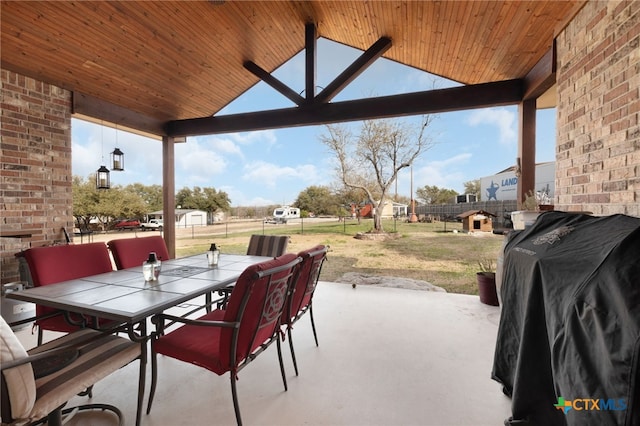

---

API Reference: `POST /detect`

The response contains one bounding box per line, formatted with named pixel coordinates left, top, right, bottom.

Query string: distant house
left=149, top=209, right=208, bottom=227
left=355, top=201, right=406, bottom=219
left=457, top=210, right=496, bottom=233
left=392, top=202, right=408, bottom=217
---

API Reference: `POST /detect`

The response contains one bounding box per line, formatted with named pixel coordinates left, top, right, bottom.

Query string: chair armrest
left=0, top=330, right=118, bottom=373
left=1, top=346, right=78, bottom=372
left=151, top=312, right=239, bottom=333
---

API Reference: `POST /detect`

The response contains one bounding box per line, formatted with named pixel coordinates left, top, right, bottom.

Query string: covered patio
left=13, top=282, right=509, bottom=426
left=2, top=2, right=638, bottom=425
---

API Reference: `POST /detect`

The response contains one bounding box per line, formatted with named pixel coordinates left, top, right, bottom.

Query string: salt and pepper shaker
left=207, top=243, right=220, bottom=267
left=143, top=251, right=161, bottom=281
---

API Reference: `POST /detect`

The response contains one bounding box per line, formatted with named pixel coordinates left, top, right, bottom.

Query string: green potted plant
left=477, top=257, right=499, bottom=306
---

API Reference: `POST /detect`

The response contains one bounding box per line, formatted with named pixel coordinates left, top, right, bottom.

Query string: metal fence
left=415, top=200, right=518, bottom=227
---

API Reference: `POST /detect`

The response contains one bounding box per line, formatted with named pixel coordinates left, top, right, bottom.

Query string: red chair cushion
left=153, top=310, right=228, bottom=375
left=107, top=236, right=170, bottom=270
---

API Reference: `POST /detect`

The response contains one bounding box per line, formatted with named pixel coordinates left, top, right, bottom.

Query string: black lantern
left=96, top=165, right=111, bottom=189
left=111, top=147, right=124, bottom=171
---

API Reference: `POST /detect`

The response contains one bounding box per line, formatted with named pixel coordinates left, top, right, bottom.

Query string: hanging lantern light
left=111, top=125, right=124, bottom=171
left=96, top=165, right=110, bottom=189
left=111, top=147, right=124, bottom=171
left=95, top=123, right=111, bottom=189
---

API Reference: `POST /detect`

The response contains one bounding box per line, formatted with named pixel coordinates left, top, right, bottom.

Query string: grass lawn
left=174, top=218, right=507, bottom=295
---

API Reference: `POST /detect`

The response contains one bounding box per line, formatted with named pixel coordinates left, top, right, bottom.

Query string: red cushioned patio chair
left=107, top=235, right=170, bottom=270
left=21, top=243, right=116, bottom=345
left=282, top=245, right=327, bottom=375
left=146, top=253, right=302, bottom=426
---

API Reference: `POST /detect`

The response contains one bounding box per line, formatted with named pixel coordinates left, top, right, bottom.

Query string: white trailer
left=270, top=206, right=300, bottom=224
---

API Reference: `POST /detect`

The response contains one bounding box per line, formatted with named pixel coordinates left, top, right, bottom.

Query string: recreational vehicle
left=270, top=206, right=300, bottom=223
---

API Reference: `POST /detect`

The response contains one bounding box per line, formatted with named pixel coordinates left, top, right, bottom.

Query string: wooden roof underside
left=1, top=1, right=585, bottom=137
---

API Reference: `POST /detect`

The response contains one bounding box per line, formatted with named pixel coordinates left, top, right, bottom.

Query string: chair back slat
left=246, top=234, right=289, bottom=258
left=107, top=236, right=170, bottom=270
left=221, top=253, right=300, bottom=369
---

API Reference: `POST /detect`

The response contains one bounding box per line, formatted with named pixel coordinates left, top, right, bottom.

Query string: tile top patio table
left=6, top=253, right=270, bottom=325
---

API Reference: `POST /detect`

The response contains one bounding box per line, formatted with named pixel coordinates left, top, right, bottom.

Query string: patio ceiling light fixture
left=111, top=125, right=124, bottom=171
left=96, top=165, right=110, bottom=189
left=111, top=148, right=124, bottom=171
left=96, top=123, right=111, bottom=189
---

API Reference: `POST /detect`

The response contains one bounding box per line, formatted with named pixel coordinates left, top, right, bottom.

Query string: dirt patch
left=354, top=232, right=402, bottom=241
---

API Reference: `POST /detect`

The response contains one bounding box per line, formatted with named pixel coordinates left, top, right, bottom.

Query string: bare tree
left=321, top=116, right=436, bottom=232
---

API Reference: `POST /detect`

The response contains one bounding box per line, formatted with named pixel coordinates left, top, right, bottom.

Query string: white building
left=149, top=209, right=208, bottom=227
left=480, top=162, right=555, bottom=202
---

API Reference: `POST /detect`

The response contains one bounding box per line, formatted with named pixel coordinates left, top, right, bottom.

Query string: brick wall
left=1, top=69, right=73, bottom=284
left=556, top=0, right=640, bottom=216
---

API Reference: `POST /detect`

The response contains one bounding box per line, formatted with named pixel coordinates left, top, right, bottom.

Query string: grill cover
left=492, top=211, right=640, bottom=426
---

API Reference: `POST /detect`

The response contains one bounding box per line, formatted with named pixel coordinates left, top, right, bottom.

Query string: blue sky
left=72, top=38, right=556, bottom=207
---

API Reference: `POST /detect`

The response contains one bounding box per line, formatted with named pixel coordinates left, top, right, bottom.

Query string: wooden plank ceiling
left=1, top=1, right=584, bottom=136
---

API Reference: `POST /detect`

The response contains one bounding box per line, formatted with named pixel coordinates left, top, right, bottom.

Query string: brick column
left=555, top=1, right=639, bottom=216
left=1, top=69, right=73, bottom=284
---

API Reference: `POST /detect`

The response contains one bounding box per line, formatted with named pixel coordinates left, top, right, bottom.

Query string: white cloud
left=393, top=153, right=473, bottom=195
left=467, top=107, right=516, bottom=145
left=230, top=130, right=277, bottom=146
left=416, top=153, right=472, bottom=188
left=242, top=161, right=318, bottom=188
left=222, top=185, right=275, bottom=207
left=72, top=136, right=100, bottom=178
left=175, top=140, right=228, bottom=187
left=192, top=135, right=243, bottom=157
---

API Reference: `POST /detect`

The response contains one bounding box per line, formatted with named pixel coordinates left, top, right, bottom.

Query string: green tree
left=97, top=186, right=147, bottom=228
left=72, top=175, right=101, bottom=229
left=294, top=185, right=337, bottom=216
left=72, top=175, right=147, bottom=230
left=126, top=183, right=163, bottom=212
left=321, top=116, right=436, bottom=232
left=176, top=186, right=231, bottom=219
left=463, top=179, right=481, bottom=201
left=416, top=185, right=458, bottom=204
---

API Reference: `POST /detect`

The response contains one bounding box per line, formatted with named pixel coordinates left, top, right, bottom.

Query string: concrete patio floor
left=13, top=281, right=512, bottom=426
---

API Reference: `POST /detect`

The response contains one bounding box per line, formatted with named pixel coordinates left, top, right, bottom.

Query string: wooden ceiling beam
left=523, top=42, right=556, bottom=100
left=72, top=92, right=166, bottom=138
left=243, top=61, right=306, bottom=106
left=315, top=36, right=393, bottom=104
left=305, top=23, right=317, bottom=102
left=167, top=79, right=523, bottom=137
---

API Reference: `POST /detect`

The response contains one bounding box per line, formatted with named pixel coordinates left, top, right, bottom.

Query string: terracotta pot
left=477, top=272, right=499, bottom=306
